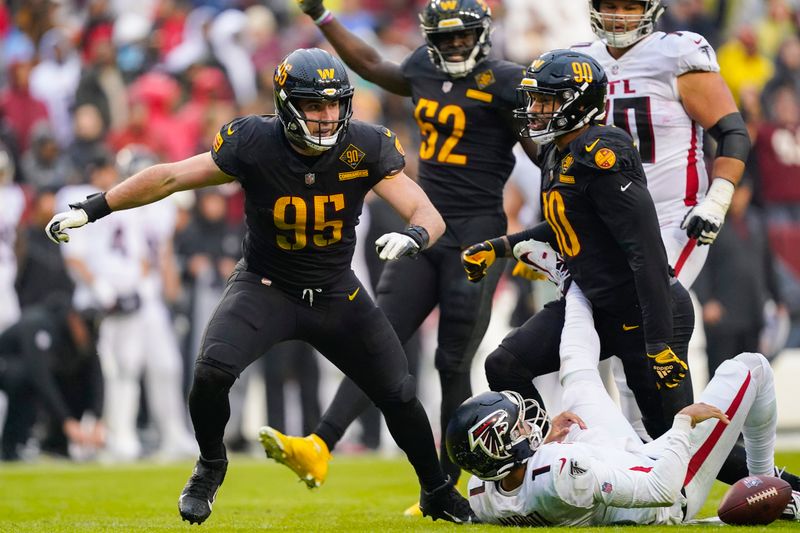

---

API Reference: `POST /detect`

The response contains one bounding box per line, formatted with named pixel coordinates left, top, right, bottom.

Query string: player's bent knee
left=435, top=350, right=473, bottom=375
left=192, top=361, right=236, bottom=393
left=733, top=352, right=774, bottom=385
left=485, top=347, right=519, bottom=391
left=732, top=352, right=769, bottom=370
left=372, top=374, right=417, bottom=408
left=398, top=374, right=417, bottom=403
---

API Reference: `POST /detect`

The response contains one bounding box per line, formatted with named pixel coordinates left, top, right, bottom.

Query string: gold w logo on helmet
left=317, top=68, right=335, bottom=80
left=439, top=0, right=458, bottom=10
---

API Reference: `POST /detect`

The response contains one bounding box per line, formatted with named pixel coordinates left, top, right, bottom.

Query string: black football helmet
left=588, top=0, right=665, bottom=48
left=513, top=49, right=607, bottom=145
left=419, top=0, right=492, bottom=78
left=273, top=48, right=354, bottom=152
left=445, top=390, right=549, bottom=481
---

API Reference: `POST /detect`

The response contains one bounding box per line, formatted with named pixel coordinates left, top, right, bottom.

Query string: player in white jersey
left=447, top=283, right=793, bottom=526
left=0, top=149, right=24, bottom=332
left=577, top=0, right=749, bottom=285
left=57, top=154, right=151, bottom=461
left=118, top=147, right=197, bottom=460
left=573, top=0, right=750, bottom=444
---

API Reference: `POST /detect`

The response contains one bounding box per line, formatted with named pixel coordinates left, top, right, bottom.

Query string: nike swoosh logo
left=622, top=324, right=640, bottom=331
left=620, top=181, right=632, bottom=192
left=348, top=287, right=360, bottom=301
left=227, top=125, right=235, bottom=135
left=693, top=38, right=702, bottom=44
left=585, top=138, right=600, bottom=152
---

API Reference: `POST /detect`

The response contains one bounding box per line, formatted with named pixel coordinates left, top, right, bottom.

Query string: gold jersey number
left=274, top=194, right=345, bottom=250
left=413, top=98, right=467, bottom=165
left=542, top=190, right=581, bottom=257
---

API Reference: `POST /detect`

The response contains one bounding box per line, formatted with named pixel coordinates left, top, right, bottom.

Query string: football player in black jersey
left=462, top=49, right=696, bottom=440
left=45, top=48, right=477, bottom=525
left=261, top=0, right=533, bottom=501
left=463, top=49, right=800, bottom=513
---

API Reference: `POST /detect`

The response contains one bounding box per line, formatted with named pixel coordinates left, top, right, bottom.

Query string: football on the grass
left=717, top=475, right=792, bottom=525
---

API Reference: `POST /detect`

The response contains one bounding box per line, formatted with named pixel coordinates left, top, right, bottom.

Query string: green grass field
left=1, top=451, right=800, bottom=532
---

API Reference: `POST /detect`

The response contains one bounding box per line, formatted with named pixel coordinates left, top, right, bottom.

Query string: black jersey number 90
left=413, top=98, right=467, bottom=165
left=274, top=194, right=345, bottom=250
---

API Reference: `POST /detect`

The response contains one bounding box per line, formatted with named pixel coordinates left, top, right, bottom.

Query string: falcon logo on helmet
left=446, top=390, right=549, bottom=481
left=469, top=410, right=512, bottom=461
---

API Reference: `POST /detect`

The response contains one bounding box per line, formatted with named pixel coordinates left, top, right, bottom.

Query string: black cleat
left=419, top=477, right=479, bottom=524
left=178, top=456, right=228, bottom=525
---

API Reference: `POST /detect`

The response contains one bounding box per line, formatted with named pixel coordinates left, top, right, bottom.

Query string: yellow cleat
left=403, top=501, right=423, bottom=517
left=258, top=426, right=331, bottom=489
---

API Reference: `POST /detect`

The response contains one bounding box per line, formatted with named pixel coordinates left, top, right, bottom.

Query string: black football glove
left=296, top=0, right=327, bottom=20
left=646, top=343, right=688, bottom=390
left=461, top=241, right=497, bottom=283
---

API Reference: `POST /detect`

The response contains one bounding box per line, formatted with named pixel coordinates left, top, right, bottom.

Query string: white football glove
left=46, top=208, right=89, bottom=244
left=512, top=239, right=570, bottom=292
left=375, top=232, right=419, bottom=261
left=681, top=179, right=735, bottom=245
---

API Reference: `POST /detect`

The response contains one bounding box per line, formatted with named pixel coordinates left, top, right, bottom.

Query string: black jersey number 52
left=413, top=98, right=467, bottom=166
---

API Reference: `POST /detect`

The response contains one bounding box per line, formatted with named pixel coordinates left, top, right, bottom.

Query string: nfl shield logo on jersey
left=305, top=173, right=315, bottom=186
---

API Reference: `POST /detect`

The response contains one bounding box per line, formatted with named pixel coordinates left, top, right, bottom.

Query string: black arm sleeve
left=18, top=322, right=71, bottom=423
left=507, top=221, right=558, bottom=252
left=586, top=171, right=673, bottom=345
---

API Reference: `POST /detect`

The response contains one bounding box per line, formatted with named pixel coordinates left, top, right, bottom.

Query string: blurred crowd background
left=2, top=0, right=800, bottom=463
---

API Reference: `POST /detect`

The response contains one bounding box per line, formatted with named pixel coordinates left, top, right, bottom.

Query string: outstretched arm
left=47, top=153, right=233, bottom=243
left=298, top=0, right=411, bottom=96
left=105, top=152, right=234, bottom=210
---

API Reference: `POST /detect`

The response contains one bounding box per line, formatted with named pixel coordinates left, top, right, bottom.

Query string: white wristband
left=314, top=9, right=333, bottom=25
left=706, top=178, right=735, bottom=212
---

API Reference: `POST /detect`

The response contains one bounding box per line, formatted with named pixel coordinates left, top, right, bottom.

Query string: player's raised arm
left=372, top=171, right=445, bottom=260
left=46, top=153, right=233, bottom=244
left=297, top=0, right=411, bottom=96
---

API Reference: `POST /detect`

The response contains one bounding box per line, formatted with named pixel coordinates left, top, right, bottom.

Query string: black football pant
left=485, top=281, right=695, bottom=440
left=188, top=267, right=447, bottom=491
left=315, top=215, right=506, bottom=482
